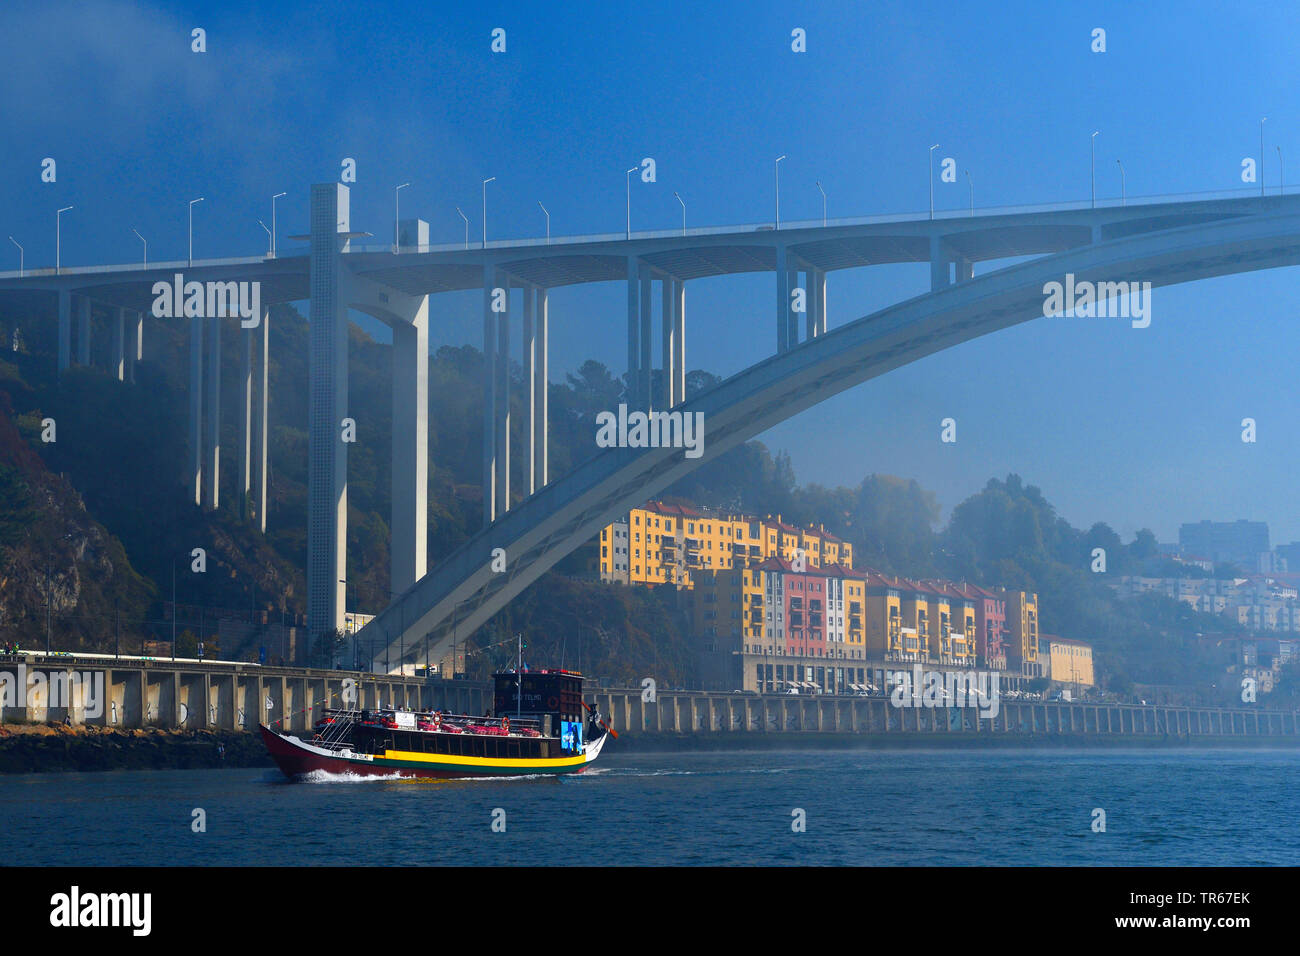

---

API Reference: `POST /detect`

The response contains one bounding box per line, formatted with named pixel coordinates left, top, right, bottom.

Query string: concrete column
left=673, top=279, right=685, bottom=402
left=955, top=258, right=973, bottom=282
left=786, top=269, right=799, bottom=347
left=534, top=288, right=548, bottom=487
left=203, top=312, right=222, bottom=511
left=189, top=312, right=203, bottom=506
left=626, top=257, right=640, bottom=405
left=391, top=296, right=429, bottom=594
left=113, top=307, right=126, bottom=380
left=639, top=271, right=652, bottom=410
left=775, top=245, right=790, bottom=352
left=239, top=324, right=253, bottom=521
left=495, top=280, right=510, bottom=514
left=76, top=296, right=90, bottom=366
left=307, top=182, right=350, bottom=641
left=523, top=286, right=536, bottom=495
left=929, top=235, right=949, bottom=292
left=661, top=277, right=675, bottom=406
left=816, top=270, right=827, bottom=335
left=57, top=289, right=71, bottom=374
left=255, top=307, right=269, bottom=532
left=130, top=310, right=143, bottom=383
left=482, top=264, right=498, bottom=525
left=805, top=269, right=818, bottom=340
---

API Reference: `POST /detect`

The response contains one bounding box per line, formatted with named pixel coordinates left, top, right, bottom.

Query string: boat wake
left=297, top=769, right=409, bottom=784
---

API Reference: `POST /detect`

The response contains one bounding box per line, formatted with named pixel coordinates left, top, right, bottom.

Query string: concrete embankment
left=0, top=723, right=272, bottom=773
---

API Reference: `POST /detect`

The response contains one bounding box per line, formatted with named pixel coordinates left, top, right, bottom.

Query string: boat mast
left=516, top=633, right=522, bottom=718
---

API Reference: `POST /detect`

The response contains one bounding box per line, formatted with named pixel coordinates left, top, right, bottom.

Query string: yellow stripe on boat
left=378, top=748, right=589, bottom=768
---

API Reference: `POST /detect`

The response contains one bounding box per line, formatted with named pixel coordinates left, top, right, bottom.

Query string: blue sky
left=3, top=0, right=1299, bottom=544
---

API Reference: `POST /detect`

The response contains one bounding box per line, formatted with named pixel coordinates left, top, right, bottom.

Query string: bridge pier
left=533, top=286, right=548, bottom=488
left=775, top=245, right=790, bottom=351
left=307, top=182, right=351, bottom=641
left=239, top=321, right=253, bottom=521
left=189, top=311, right=203, bottom=506
left=495, top=276, right=510, bottom=514
left=626, top=256, right=641, bottom=405
left=929, top=235, right=949, bottom=292
left=255, top=307, right=269, bottom=531
left=391, top=293, right=429, bottom=592
left=113, top=306, right=126, bottom=380
left=673, top=279, right=685, bottom=402
left=128, top=309, right=142, bottom=383
left=483, top=264, right=499, bottom=525
left=639, top=269, right=652, bottom=409
left=661, top=276, right=675, bottom=406
left=204, top=312, right=222, bottom=510
left=76, top=295, right=90, bottom=366
left=57, top=289, right=71, bottom=374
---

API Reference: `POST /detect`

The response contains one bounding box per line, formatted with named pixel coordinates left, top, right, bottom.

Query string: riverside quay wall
left=0, top=654, right=490, bottom=732
left=589, top=688, right=1300, bottom=742
left=3, top=656, right=1298, bottom=742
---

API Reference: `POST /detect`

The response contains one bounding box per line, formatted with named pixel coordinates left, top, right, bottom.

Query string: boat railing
left=320, top=707, right=547, bottom=736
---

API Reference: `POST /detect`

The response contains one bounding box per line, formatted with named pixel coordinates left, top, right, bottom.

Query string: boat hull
left=260, top=724, right=606, bottom=780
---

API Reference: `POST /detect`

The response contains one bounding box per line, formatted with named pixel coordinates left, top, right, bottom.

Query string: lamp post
left=8, top=236, right=22, bottom=276
left=1278, top=145, right=1284, bottom=195
left=271, top=191, right=285, bottom=257
left=625, top=167, right=637, bottom=239
left=1090, top=131, right=1099, bottom=208
left=538, top=200, right=549, bottom=243
left=673, top=191, right=685, bottom=235
left=774, top=155, right=786, bottom=229
left=815, top=180, right=826, bottom=226
left=56, top=206, right=73, bottom=274
left=188, top=197, right=204, bottom=266
left=258, top=220, right=272, bottom=257
left=481, top=177, right=495, bottom=249
left=394, top=182, right=410, bottom=252
left=928, top=145, right=939, bottom=219
left=964, top=170, right=973, bottom=214
left=1116, top=159, right=1126, bottom=206
left=131, top=227, right=146, bottom=266
left=455, top=207, right=469, bottom=250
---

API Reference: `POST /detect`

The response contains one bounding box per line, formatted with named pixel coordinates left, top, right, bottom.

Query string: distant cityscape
left=595, top=506, right=1300, bottom=701
left=599, top=501, right=1090, bottom=696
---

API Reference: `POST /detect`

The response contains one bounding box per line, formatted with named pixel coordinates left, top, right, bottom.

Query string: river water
left=2, top=747, right=1295, bottom=866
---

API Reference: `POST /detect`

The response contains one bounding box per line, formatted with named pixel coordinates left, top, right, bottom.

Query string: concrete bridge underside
left=359, top=207, right=1300, bottom=668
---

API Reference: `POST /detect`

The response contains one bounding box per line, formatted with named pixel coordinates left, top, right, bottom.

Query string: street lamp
left=774, top=155, right=786, bottom=229
left=964, top=170, right=973, bottom=214
left=815, top=180, right=826, bottom=226
left=673, top=191, right=685, bottom=235
left=538, top=200, right=550, bottom=243
left=1090, top=131, right=1099, bottom=208
left=188, top=197, right=204, bottom=266
left=56, top=206, right=73, bottom=274
left=928, top=145, right=939, bottom=219
left=8, top=236, right=22, bottom=276
left=481, top=177, right=496, bottom=249
left=131, top=227, right=146, bottom=266
left=394, top=182, right=410, bottom=252
left=625, top=167, right=637, bottom=239
left=271, top=191, right=286, bottom=258
left=1116, top=159, right=1126, bottom=206
left=258, top=219, right=272, bottom=257
left=455, top=207, right=469, bottom=250
left=1278, top=145, right=1284, bottom=195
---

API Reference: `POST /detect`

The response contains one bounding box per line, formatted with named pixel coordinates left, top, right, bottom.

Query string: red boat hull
left=260, top=724, right=601, bottom=779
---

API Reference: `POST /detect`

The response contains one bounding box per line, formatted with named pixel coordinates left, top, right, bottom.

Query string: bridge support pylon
left=307, top=182, right=351, bottom=641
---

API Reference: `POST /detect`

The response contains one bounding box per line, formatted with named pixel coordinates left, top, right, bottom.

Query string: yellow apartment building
left=999, top=589, right=1041, bottom=677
